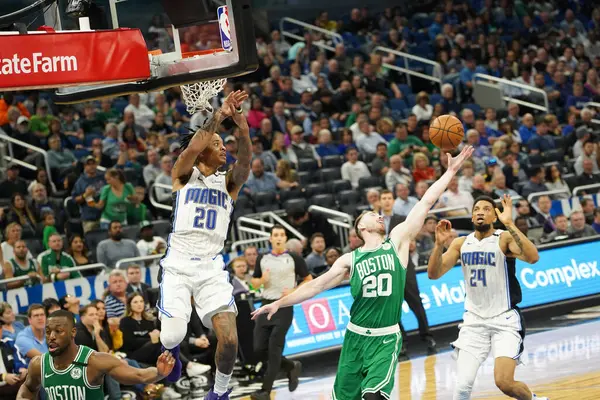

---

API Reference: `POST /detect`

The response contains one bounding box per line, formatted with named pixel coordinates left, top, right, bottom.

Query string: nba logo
left=217, top=5, right=233, bottom=52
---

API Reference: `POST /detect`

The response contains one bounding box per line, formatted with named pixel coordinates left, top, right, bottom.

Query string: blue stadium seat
left=462, top=103, right=482, bottom=114
left=406, top=94, right=417, bottom=107
left=84, top=133, right=103, bottom=147
left=73, top=149, right=91, bottom=160
left=389, top=98, right=407, bottom=111
left=398, top=84, right=412, bottom=97
left=430, top=93, right=443, bottom=105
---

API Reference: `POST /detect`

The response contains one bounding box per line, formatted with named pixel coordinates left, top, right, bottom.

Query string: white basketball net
left=181, top=78, right=227, bottom=115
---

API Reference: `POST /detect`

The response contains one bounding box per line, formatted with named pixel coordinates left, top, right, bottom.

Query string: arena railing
left=307, top=205, right=353, bottom=250
left=572, top=183, right=600, bottom=197
left=373, top=46, right=442, bottom=91
left=527, top=188, right=572, bottom=204
left=473, top=73, right=549, bottom=113
left=0, top=130, right=58, bottom=193
left=115, top=255, right=163, bottom=270
left=279, top=17, right=343, bottom=53
left=0, top=263, right=108, bottom=287
left=236, top=212, right=306, bottom=241
left=149, top=182, right=175, bottom=212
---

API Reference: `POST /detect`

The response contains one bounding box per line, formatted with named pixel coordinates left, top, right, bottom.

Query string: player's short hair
left=270, top=224, right=286, bottom=235
left=473, top=196, right=496, bottom=212
left=48, top=309, right=76, bottom=329
left=354, top=211, right=370, bottom=241
left=27, top=304, right=45, bottom=318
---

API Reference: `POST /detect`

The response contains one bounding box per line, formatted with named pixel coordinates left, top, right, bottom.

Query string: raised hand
left=435, top=219, right=453, bottom=245
left=251, top=302, right=280, bottom=321
left=447, top=145, right=474, bottom=173
left=156, top=351, right=175, bottom=377
left=222, top=90, right=248, bottom=117
left=495, top=194, right=514, bottom=226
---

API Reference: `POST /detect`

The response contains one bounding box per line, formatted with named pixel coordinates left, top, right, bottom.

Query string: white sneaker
left=161, top=387, right=182, bottom=399
left=186, top=361, right=211, bottom=377
left=533, top=395, right=549, bottom=400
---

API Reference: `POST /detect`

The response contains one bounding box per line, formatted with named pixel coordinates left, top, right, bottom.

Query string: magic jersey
left=348, top=239, right=407, bottom=328
left=459, top=229, right=522, bottom=318
left=166, top=167, right=233, bottom=259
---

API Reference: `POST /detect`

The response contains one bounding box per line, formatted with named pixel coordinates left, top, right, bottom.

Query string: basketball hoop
left=180, top=49, right=227, bottom=114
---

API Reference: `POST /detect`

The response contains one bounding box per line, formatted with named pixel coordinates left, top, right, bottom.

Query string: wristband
left=235, top=107, right=243, bottom=114
left=1, top=373, right=5, bottom=382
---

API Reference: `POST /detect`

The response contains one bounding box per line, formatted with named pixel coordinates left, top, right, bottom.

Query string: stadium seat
left=309, top=194, right=336, bottom=209
left=565, top=175, right=579, bottom=191
left=544, top=149, right=565, bottom=163
left=330, top=179, right=352, bottom=194
left=85, top=230, right=109, bottom=262
left=24, top=238, right=44, bottom=257
left=123, top=168, right=140, bottom=185
left=121, top=225, right=139, bottom=241
left=296, top=171, right=312, bottom=186
left=318, top=168, right=342, bottom=182
left=389, top=98, right=407, bottom=111
left=462, top=103, right=482, bottom=115
left=358, top=176, right=383, bottom=191
left=279, top=187, right=304, bottom=203
left=398, top=84, right=412, bottom=97
left=151, top=220, right=171, bottom=238
left=553, top=136, right=566, bottom=150
left=305, top=183, right=328, bottom=198
left=233, top=196, right=255, bottom=219
left=253, top=191, right=277, bottom=212
left=527, top=154, right=544, bottom=167
left=322, top=155, right=344, bottom=168
left=337, top=190, right=361, bottom=214
left=406, top=94, right=417, bottom=107
left=297, top=158, right=318, bottom=172
left=513, top=181, right=526, bottom=195
left=283, top=198, right=308, bottom=214
left=430, top=93, right=442, bottom=105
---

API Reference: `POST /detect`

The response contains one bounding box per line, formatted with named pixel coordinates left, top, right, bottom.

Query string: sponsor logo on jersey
left=217, top=6, right=233, bottom=52
left=382, top=243, right=391, bottom=250
left=70, top=367, right=82, bottom=379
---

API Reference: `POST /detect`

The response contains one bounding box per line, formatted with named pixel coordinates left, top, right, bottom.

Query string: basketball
left=429, top=114, right=464, bottom=150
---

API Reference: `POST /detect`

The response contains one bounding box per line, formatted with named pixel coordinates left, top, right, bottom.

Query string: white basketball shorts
left=451, top=308, right=525, bottom=364
left=157, top=253, right=237, bottom=329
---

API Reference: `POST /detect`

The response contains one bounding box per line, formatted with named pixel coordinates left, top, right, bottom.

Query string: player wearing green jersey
left=17, top=310, right=175, bottom=400
left=252, top=146, right=474, bottom=399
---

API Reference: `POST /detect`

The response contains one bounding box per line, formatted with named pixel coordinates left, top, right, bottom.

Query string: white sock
left=214, top=369, right=232, bottom=395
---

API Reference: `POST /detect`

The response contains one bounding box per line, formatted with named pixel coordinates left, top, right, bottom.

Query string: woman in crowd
left=122, top=126, right=147, bottom=153
left=94, top=169, right=135, bottom=229
left=27, top=169, right=54, bottom=197
left=270, top=132, right=292, bottom=162
left=545, top=164, right=570, bottom=199
left=0, top=302, right=25, bottom=340
left=67, top=234, right=95, bottom=275
left=458, top=160, right=475, bottom=192
left=412, top=152, right=436, bottom=183
left=119, top=294, right=162, bottom=365
left=4, top=193, right=37, bottom=238
left=275, top=160, right=297, bottom=186
left=1, top=223, right=33, bottom=263
left=90, top=299, right=113, bottom=350
left=412, top=91, right=434, bottom=122
left=247, top=97, right=268, bottom=130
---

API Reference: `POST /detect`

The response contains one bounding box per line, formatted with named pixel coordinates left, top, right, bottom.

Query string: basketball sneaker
left=532, top=396, right=549, bottom=400
left=203, top=387, right=232, bottom=400
left=162, top=345, right=182, bottom=383
left=288, top=360, right=302, bottom=392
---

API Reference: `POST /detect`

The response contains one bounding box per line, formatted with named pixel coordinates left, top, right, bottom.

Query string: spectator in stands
left=4, top=193, right=36, bottom=237
left=251, top=225, right=310, bottom=399
left=386, top=123, right=426, bottom=167
left=102, top=123, right=120, bottom=160
left=95, top=169, right=135, bottom=229
left=343, top=229, right=363, bottom=253
left=251, top=137, right=278, bottom=173
left=46, top=134, right=77, bottom=172
left=458, top=160, right=475, bottom=192
left=574, top=141, right=599, bottom=175
left=493, top=174, right=519, bottom=198
left=340, top=147, right=370, bottom=189
left=1, top=223, right=33, bottom=262
left=285, top=239, right=303, bottom=257
left=96, top=221, right=140, bottom=269
left=534, top=195, right=556, bottom=234
left=67, top=234, right=92, bottom=267
left=459, top=57, right=476, bottom=100
left=545, top=164, right=570, bottom=199
left=285, top=206, right=340, bottom=249
left=315, top=129, right=341, bottom=157
left=412, top=152, right=435, bottom=183
left=29, top=100, right=51, bottom=137
left=591, top=208, right=600, bottom=234
left=136, top=221, right=166, bottom=268
left=544, top=214, right=570, bottom=243
left=29, top=183, right=57, bottom=223
left=123, top=94, right=155, bottom=130
left=568, top=210, right=597, bottom=239
left=439, top=176, right=474, bottom=215
left=153, top=155, right=173, bottom=204
left=518, top=113, right=536, bottom=144
left=0, top=325, right=27, bottom=398
left=412, top=92, right=434, bottom=122
left=119, top=294, right=162, bottom=365
left=244, top=158, right=296, bottom=196
left=72, top=156, right=107, bottom=233
left=566, top=83, right=590, bottom=117
left=0, top=165, right=28, bottom=199
left=142, top=149, right=161, bottom=187
left=393, top=183, right=418, bottom=217
left=42, top=298, right=60, bottom=318
left=15, top=304, right=47, bottom=365
left=465, top=129, right=490, bottom=159
left=356, top=122, right=387, bottom=157
left=104, top=269, right=128, bottom=319
left=0, top=303, right=25, bottom=341
left=125, top=264, right=151, bottom=305
left=471, top=175, right=498, bottom=199
left=2, top=240, right=42, bottom=289
left=521, top=166, right=549, bottom=198
left=59, top=295, right=81, bottom=319
left=244, top=246, right=259, bottom=276
left=37, top=233, right=80, bottom=282
left=385, top=154, right=411, bottom=191
left=230, top=257, right=252, bottom=297
left=290, top=64, right=315, bottom=94
left=440, top=84, right=461, bottom=115
left=379, top=189, right=405, bottom=236
left=414, top=181, right=429, bottom=201
left=575, top=159, right=600, bottom=188
left=516, top=199, right=541, bottom=229
left=581, top=198, right=595, bottom=225
left=528, top=120, right=555, bottom=155
left=304, top=233, right=327, bottom=274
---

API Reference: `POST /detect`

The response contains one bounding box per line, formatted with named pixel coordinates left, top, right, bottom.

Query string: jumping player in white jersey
left=428, top=195, right=548, bottom=400
left=158, top=90, right=250, bottom=400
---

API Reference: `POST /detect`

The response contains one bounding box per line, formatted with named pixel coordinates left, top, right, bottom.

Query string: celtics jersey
left=348, top=238, right=407, bottom=328
left=41, top=345, right=104, bottom=400
left=10, top=258, right=41, bottom=287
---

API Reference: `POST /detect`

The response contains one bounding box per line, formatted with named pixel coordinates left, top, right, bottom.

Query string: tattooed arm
left=226, top=94, right=251, bottom=200
left=496, top=194, right=539, bottom=264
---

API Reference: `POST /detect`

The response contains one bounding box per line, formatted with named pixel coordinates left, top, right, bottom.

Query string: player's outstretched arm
left=251, top=253, right=351, bottom=320
left=428, top=220, right=464, bottom=279
left=390, top=146, right=474, bottom=245
left=496, top=194, right=539, bottom=264
left=226, top=92, right=251, bottom=200
left=93, top=351, right=174, bottom=385
left=16, top=356, right=41, bottom=400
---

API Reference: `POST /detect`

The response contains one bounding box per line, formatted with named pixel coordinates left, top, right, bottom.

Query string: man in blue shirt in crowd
left=71, top=156, right=107, bottom=233
left=527, top=121, right=555, bottom=154
left=243, top=158, right=297, bottom=196
left=15, top=304, right=47, bottom=366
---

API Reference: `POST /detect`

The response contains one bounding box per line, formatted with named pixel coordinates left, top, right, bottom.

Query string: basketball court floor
left=229, top=309, right=600, bottom=399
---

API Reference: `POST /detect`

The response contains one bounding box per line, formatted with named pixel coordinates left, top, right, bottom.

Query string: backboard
left=36, top=0, right=258, bottom=103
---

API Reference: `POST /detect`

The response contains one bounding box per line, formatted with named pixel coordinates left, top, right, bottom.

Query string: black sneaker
left=424, top=335, right=437, bottom=353
left=250, top=390, right=270, bottom=400
left=288, top=361, right=302, bottom=392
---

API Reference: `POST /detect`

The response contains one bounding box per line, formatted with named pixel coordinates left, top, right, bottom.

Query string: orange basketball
left=429, top=114, right=464, bottom=150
